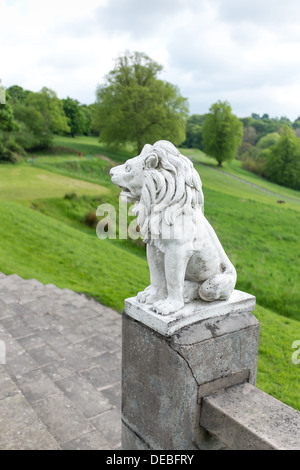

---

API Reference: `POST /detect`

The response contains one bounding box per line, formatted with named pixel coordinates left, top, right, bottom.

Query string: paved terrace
left=0, top=272, right=122, bottom=450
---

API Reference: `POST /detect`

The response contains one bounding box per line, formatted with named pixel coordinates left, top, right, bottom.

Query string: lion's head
left=110, top=140, right=204, bottom=240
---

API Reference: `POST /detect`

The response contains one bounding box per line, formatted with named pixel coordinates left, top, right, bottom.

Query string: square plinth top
left=124, top=290, right=256, bottom=337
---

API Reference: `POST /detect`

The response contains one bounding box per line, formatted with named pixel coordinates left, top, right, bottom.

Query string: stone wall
left=121, top=290, right=300, bottom=450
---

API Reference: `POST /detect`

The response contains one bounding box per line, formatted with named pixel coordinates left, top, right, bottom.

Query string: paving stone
left=50, top=340, right=100, bottom=372
left=5, top=303, right=35, bottom=319
left=1, top=317, right=34, bottom=338
left=73, top=321, right=104, bottom=339
left=61, top=430, right=111, bottom=450
left=101, top=383, right=121, bottom=410
left=80, top=366, right=120, bottom=390
left=32, top=394, right=93, bottom=444
left=22, top=312, right=54, bottom=330
left=14, top=368, right=62, bottom=403
left=55, top=374, right=113, bottom=418
left=0, top=273, right=122, bottom=450
left=26, top=344, right=63, bottom=366
left=0, top=393, right=60, bottom=450
left=74, top=305, right=104, bottom=320
left=18, top=334, right=45, bottom=350
left=90, top=408, right=122, bottom=448
left=79, top=315, right=105, bottom=332
left=0, top=292, right=19, bottom=305
left=95, top=351, right=121, bottom=372
left=0, top=366, right=19, bottom=400
left=74, top=336, right=111, bottom=358
left=4, top=339, right=39, bottom=377
left=56, top=327, right=89, bottom=345
left=41, top=360, right=75, bottom=382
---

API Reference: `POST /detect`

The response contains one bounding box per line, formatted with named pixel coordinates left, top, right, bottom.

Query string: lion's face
left=109, top=144, right=152, bottom=202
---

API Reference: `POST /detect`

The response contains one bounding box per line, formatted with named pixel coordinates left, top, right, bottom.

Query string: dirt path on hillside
left=193, top=161, right=300, bottom=203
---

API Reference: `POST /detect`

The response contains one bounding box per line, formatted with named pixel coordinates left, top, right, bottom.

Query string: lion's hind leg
left=198, top=273, right=236, bottom=302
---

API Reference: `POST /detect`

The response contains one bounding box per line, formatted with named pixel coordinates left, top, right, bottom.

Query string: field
left=0, top=135, right=299, bottom=411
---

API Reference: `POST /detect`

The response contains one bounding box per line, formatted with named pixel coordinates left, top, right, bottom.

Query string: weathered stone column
left=122, top=290, right=259, bottom=450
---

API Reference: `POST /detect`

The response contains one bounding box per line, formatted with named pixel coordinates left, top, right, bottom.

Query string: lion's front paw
left=137, top=286, right=161, bottom=304
left=137, top=285, right=151, bottom=303
left=137, top=284, right=167, bottom=305
left=152, top=298, right=184, bottom=316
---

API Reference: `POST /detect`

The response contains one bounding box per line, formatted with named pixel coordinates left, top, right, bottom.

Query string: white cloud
left=1, top=0, right=300, bottom=120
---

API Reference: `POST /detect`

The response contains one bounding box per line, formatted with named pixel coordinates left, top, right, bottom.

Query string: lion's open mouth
left=120, top=187, right=136, bottom=202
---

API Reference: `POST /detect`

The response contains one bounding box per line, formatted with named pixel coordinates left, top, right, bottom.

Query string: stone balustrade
left=122, top=290, right=300, bottom=450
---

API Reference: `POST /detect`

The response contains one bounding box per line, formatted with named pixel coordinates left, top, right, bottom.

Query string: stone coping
left=200, top=383, right=300, bottom=450
left=124, top=289, right=256, bottom=337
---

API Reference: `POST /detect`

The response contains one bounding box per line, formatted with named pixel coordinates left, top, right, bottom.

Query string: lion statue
left=110, top=140, right=237, bottom=315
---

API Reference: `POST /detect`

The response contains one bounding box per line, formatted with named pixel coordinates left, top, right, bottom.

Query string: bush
left=64, top=192, right=78, bottom=200
left=0, top=147, right=20, bottom=163
left=83, top=211, right=98, bottom=228
left=263, top=127, right=300, bottom=190
left=256, top=132, right=280, bottom=150
left=242, top=156, right=267, bottom=176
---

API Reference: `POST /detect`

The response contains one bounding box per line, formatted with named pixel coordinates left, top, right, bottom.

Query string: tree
left=202, top=101, right=243, bottom=167
left=0, top=82, right=20, bottom=162
left=6, top=85, right=29, bottom=104
left=184, top=114, right=206, bottom=149
left=0, top=101, right=17, bottom=133
left=264, top=126, right=300, bottom=190
left=13, top=102, right=52, bottom=149
left=62, top=97, right=87, bottom=137
left=26, top=87, right=70, bottom=135
left=9, top=87, right=70, bottom=151
left=79, top=104, right=93, bottom=135
left=93, top=51, right=189, bottom=153
left=256, top=132, right=280, bottom=150
left=292, top=116, right=300, bottom=130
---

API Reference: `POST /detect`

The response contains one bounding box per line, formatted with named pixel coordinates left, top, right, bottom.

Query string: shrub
left=264, top=127, right=300, bottom=190
left=64, top=192, right=78, bottom=200
left=83, top=211, right=98, bottom=228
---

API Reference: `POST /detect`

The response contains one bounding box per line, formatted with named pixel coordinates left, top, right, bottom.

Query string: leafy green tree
left=62, top=97, right=87, bottom=137
left=202, top=101, right=243, bottom=166
left=6, top=85, right=29, bottom=104
left=0, top=101, right=17, bottom=133
left=93, top=51, right=189, bottom=153
left=8, top=87, right=70, bottom=151
left=256, top=132, right=280, bottom=150
left=264, top=126, right=300, bottom=190
left=292, top=116, right=300, bottom=130
left=184, top=114, right=206, bottom=149
left=13, top=102, right=52, bottom=149
left=0, top=81, right=17, bottom=132
left=79, top=104, right=93, bottom=135
left=26, top=87, right=70, bottom=135
left=0, top=83, right=20, bottom=162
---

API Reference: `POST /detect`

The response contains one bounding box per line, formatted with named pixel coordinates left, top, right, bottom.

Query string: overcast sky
left=1, top=0, right=300, bottom=120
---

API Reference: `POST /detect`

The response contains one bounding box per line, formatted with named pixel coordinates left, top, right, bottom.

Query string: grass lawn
left=0, top=201, right=149, bottom=312
left=0, top=135, right=299, bottom=411
left=0, top=164, right=109, bottom=201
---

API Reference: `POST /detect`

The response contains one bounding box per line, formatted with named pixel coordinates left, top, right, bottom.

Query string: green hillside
left=0, top=135, right=299, bottom=411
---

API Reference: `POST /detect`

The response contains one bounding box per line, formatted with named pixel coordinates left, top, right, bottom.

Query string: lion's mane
left=133, top=140, right=204, bottom=241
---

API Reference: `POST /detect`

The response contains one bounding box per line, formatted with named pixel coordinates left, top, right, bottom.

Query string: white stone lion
left=110, top=140, right=237, bottom=315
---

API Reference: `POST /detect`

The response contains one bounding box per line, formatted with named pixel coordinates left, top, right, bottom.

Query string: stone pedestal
left=122, top=290, right=259, bottom=450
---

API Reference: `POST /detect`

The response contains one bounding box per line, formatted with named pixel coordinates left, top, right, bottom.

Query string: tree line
left=0, top=82, right=97, bottom=162
left=1, top=51, right=299, bottom=190
left=181, top=107, right=300, bottom=190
